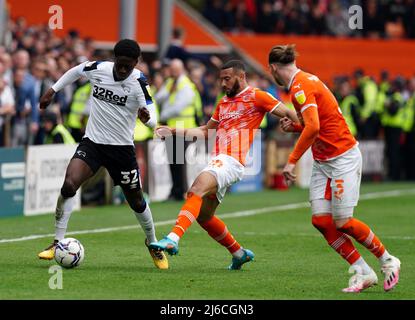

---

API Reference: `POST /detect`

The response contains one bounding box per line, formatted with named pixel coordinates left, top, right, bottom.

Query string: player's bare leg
left=38, top=158, right=94, bottom=260
left=149, top=172, right=217, bottom=255
left=123, top=187, right=168, bottom=270
left=335, top=217, right=401, bottom=292
left=197, top=195, right=254, bottom=270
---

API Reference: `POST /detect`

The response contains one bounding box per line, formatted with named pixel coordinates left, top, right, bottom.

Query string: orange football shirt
left=211, top=86, right=280, bottom=165
left=289, top=70, right=356, bottom=161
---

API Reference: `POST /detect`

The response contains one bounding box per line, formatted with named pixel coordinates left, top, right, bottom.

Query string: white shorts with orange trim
left=309, top=145, right=362, bottom=219
left=201, top=154, right=245, bottom=202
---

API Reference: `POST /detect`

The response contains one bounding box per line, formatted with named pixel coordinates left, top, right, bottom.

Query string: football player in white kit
left=37, top=39, right=168, bottom=269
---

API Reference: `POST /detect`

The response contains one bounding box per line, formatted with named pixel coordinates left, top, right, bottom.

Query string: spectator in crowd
left=42, top=109, right=75, bottom=145
left=31, top=57, right=54, bottom=144
left=338, top=78, right=359, bottom=137
left=380, top=77, right=406, bottom=180
left=154, top=59, right=202, bottom=201
left=325, top=1, right=352, bottom=37
left=66, top=76, right=91, bottom=142
left=197, top=0, right=414, bottom=39
left=1, top=52, right=13, bottom=85
left=353, top=68, right=380, bottom=139
left=363, top=0, right=385, bottom=38
left=0, top=77, right=15, bottom=146
left=403, top=76, right=415, bottom=180
left=256, top=1, right=278, bottom=33
left=164, top=26, right=222, bottom=69
left=12, top=65, right=38, bottom=146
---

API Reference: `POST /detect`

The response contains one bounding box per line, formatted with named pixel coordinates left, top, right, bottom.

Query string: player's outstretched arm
left=156, top=119, right=218, bottom=139
left=183, top=118, right=218, bottom=139
left=41, top=62, right=87, bottom=110
left=271, top=103, right=298, bottom=123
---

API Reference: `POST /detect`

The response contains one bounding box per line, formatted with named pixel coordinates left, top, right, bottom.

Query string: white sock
left=352, top=257, right=372, bottom=275
left=232, top=248, right=245, bottom=259
left=379, top=250, right=392, bottom=265
left=55, top=194, right=75, bottom=241
left=167, top=232, right=180, bottom=243
left=134, top=203, right=157, bottom=243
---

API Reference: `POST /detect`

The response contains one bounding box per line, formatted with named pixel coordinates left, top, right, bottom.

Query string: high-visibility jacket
left=45, top=124, right=76, bottom=144
left=376, top=81, right=390, bottom=114
left=381, top=92, right=405, bottom=129
left=67, top=83, right=91, bottom=129
left=164, top=76, right=202, bottom=129
left=340, top=94, right=359, bottom=137
left=403, top=94, right=415, bottom=133
left=359, top=77, right=378, bottom=120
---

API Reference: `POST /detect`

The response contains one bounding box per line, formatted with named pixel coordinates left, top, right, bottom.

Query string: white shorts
left=309, top=145, right=362, bottom=219
left=201, top=154, right=245, bottom=202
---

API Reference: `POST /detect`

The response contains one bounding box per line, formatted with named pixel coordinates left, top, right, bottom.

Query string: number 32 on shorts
left=120, top=169, right=140, bottom=189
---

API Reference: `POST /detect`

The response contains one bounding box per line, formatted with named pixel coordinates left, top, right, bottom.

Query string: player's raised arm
left=40, top=61, right=88, bottom=109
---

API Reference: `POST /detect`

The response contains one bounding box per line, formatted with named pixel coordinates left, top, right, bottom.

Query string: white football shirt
left=52, top=61, right=156, bottom=145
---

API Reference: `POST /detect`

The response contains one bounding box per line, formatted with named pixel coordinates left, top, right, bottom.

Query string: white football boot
left=342, top=265, right=378, bottom=293
left=381, top=256, right=401, bottom=292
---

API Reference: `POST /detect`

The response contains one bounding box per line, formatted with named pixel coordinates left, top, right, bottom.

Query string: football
left=54, top=238, right=85, bottom=269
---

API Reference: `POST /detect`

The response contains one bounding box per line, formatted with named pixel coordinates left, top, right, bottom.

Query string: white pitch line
left=1, top=188, right=415, bottom=244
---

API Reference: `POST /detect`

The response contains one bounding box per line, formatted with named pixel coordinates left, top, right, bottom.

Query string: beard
left=225, top=79, right=241, bottom=97
left=273, top=74, right=285, bottom=87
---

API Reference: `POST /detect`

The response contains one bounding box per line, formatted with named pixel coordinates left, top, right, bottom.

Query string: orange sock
left=199, top=216, right=241, bottom=254
left=171, top=193, right=203, bottom=238
left=338, top=218, right=385, bottom=258
left=312, top=215, right=361, bottom=264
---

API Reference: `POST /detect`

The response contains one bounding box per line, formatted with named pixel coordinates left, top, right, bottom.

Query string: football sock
left=352, top=257, right=373, bottom=275
left=55, top=194, right=75, bottom=241
left=170, top=193, right=203, bottom=241
left=312, top=215, right=361, bottom=264
left=198, top=216, right=243, bottom=257
left=133, top=201, right=157, bottom=244
left=379, top=250, right=393, bottom=265
left=338, top=218, right=386, bottom=258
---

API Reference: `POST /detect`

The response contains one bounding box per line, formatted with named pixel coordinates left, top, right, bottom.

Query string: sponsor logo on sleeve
left=294, top=90, right=306, bottom=105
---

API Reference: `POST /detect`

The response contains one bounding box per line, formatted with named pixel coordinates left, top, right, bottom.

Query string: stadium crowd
left=0, top=17, right=415, bottom=183
left=196, top=0, right=415, bottom=38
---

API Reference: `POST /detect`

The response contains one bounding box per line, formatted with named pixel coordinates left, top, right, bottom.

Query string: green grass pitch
left=0, top=182, right=414, bottom=300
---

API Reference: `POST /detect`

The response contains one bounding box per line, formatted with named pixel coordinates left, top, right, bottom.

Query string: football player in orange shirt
left=268, top=44, right=400, bottom=293
left=149, top=60, right=298, bottom=269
